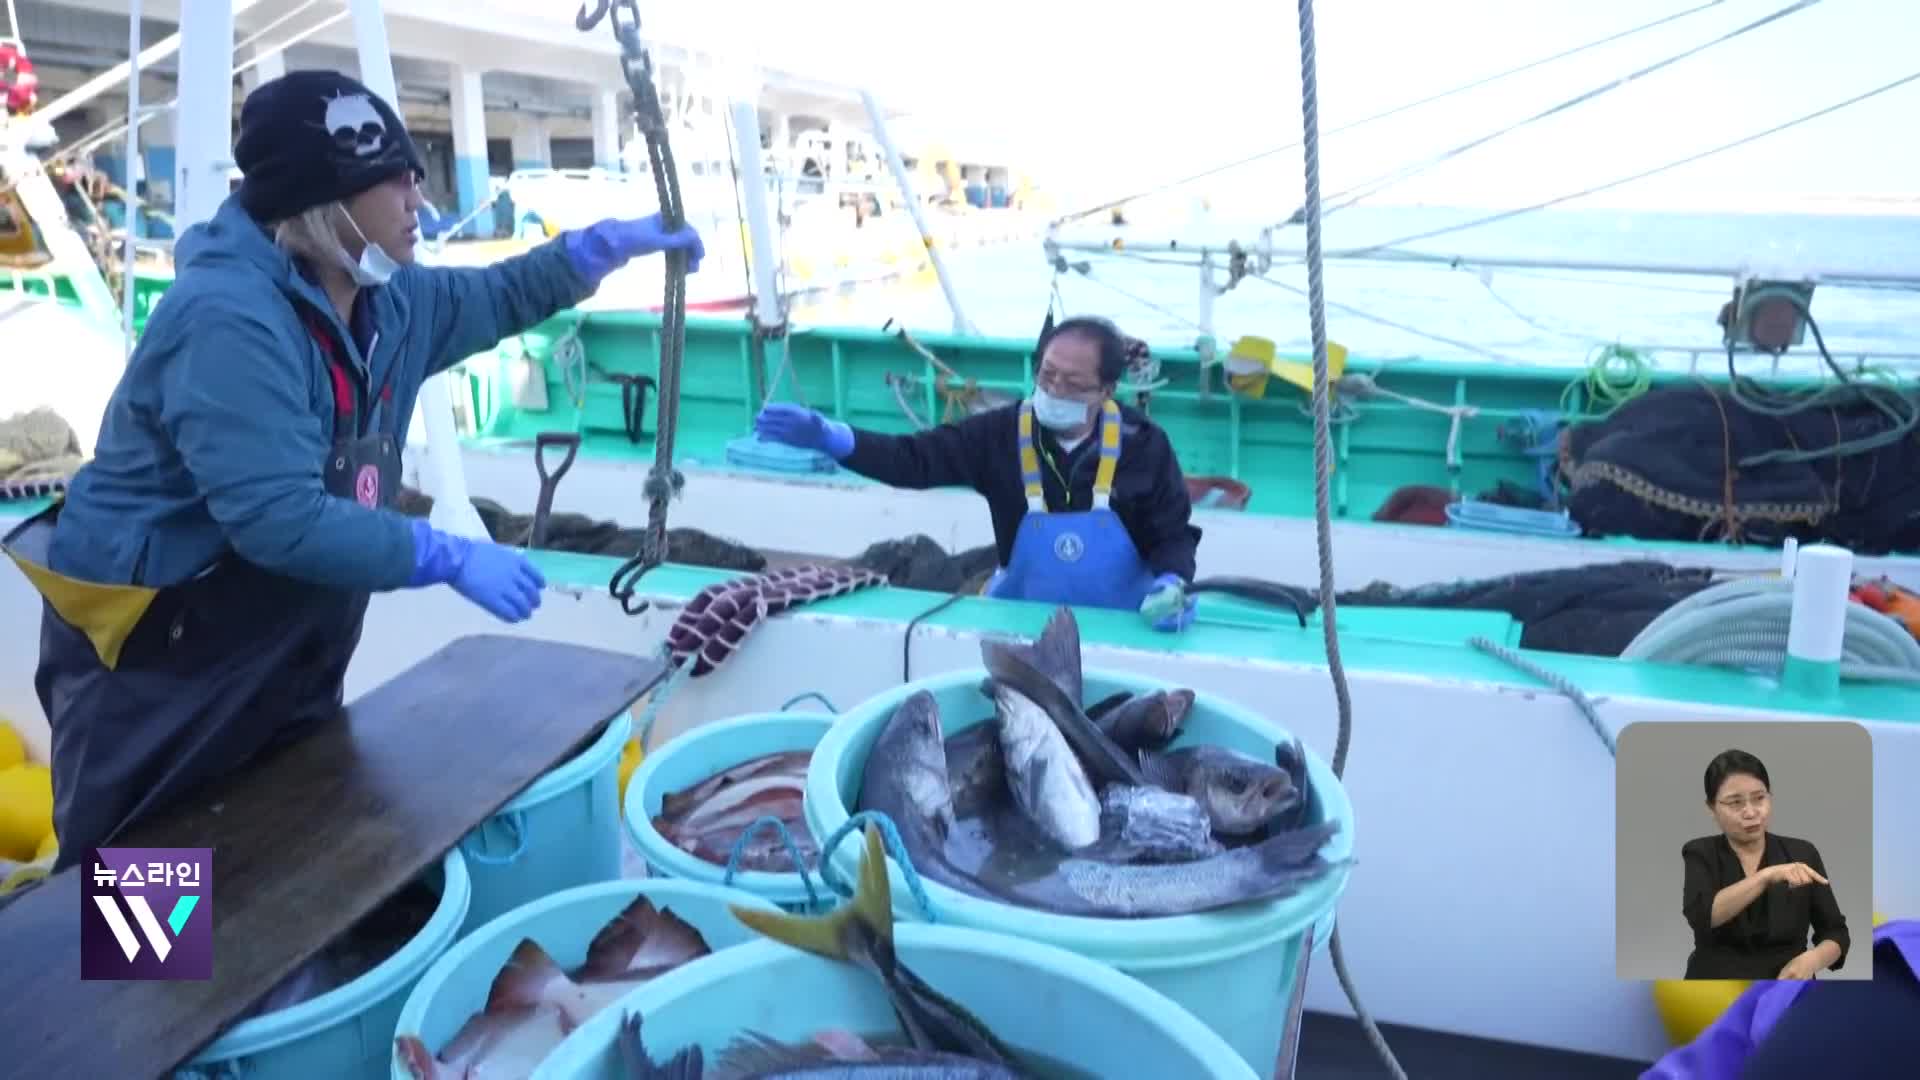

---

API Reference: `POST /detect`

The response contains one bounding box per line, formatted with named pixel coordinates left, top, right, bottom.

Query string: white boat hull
left=4, top=507, right=1912, bottom=1064
left=449, top=444, right=1920, bottom=592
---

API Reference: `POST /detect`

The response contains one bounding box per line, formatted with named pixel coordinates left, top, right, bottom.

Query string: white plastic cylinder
left=1781, top=536, right=1799, bottom=578
left=1785, top=543, right=1852, bottom=664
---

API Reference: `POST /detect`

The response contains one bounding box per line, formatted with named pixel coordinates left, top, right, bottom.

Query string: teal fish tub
left=624, top=711, right=836, bottom=914
left=536, top=921, right=1261, bottom=1079
left=457, top=710, right=631, bottom=935
left=392, top=877, right=779, bottom=1079
left=803, top=668, right=1356, bottom=1075
left=175, top=849, right=470, bottom=1080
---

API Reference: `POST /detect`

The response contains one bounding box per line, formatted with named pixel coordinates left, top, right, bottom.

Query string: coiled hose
left=1620, top=576, right=1920, bottom=683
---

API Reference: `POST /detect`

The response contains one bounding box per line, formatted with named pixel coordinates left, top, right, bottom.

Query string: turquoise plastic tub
left=803, top=668, right=1355, bottom=1075
left=392, top=878, right=778, bottom=1079
left=624, top=712, right=835, bottom=914
left=457, top=711, right=631, bottom=935
left=174, top=850, right=471, bottom=1080
left=537, top=922, right=1260, bottom=1079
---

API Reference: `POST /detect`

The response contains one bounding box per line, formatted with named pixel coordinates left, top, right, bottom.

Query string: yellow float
left=1654, top=909, right=1896, bottom=1046
left=0, top=720, right=24, bottom=771
left=0, top=762, right=53, bottom=863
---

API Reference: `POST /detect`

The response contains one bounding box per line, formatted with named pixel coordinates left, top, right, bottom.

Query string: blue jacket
left=47, top=193, right=591, bottom=591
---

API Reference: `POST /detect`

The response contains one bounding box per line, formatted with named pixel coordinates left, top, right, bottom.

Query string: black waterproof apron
left=2, top=310, right=400, bottom=872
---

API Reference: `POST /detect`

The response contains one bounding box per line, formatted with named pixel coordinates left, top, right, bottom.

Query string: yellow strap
left=1016, top=404, right=1044, bottom=508
left=1093, top=399, right=1121, bottom=502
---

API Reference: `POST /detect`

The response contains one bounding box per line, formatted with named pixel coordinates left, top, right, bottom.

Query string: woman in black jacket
left=1681, top=749, right=1850, bottom=980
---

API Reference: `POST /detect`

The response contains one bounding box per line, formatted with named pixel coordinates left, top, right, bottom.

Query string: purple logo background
left=80, top=846, right=213, bottom=981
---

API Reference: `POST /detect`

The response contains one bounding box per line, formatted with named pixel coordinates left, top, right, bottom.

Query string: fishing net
left=1559, top=383, right=1920, bottom=554
left=394, top=487, right=767, bottom=572
left=1340, top=560, right=1720, bottom=657
left=846, top=535, right=998, bottom=594
left=0, top=407, right=82, bottom=499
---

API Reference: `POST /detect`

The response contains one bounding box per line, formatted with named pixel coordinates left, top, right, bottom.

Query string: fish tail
left=729, top=822, right=893, bottom=963
left=486, top=938, right=568, bottom=1012
left=619, top=1011, right=703, bottom=1080
left=391, top=1034, right=440, bottom=1080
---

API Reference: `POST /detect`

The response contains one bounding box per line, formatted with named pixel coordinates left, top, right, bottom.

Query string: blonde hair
left=271, top=203, right=355, bottom=275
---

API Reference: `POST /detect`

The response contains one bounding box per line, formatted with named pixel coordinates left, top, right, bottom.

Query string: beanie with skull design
left=233, top=69, right=426, bottom=225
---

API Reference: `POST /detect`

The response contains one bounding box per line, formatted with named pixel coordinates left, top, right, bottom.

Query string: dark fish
left=942, top=724, right=1006, bottom=820
left=990, top=677, right=1102, bottom=852
left=728, top=824, right=1024, bottom=1069
left=1272, top=736, right=1315, bottom=832
left=856, top=691, right=1004, bottom=903
left=1084, top=692, right=1131, bottom=722
left=979, top=610, right=1142, bottom=789
left=1187, top=577, right=1319, bottom=627
left=1093, top=689, right=1192, bottom=753
left=973, top=607, right=1082, bottom=709
left=1138, top=745, right=1299, bottom=836
left=985, top=818, right=1346, bottom=919
left=1093, top=785, right=1222, bottom=863
left=394, top=896, right=712, bottom=1078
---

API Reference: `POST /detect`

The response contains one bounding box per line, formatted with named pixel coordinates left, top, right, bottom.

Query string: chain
left=580, top=0, right=690, bottom=615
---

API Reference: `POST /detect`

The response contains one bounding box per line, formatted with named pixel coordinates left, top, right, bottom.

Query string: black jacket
left=839, top=402, right=1202, bottom=581
left=1681, top=832, right=1851, bottom=980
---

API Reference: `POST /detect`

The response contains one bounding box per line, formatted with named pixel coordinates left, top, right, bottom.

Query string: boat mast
left=860, top=89, right=974, bottom=336
left=118, top=0, right=140, bottom=349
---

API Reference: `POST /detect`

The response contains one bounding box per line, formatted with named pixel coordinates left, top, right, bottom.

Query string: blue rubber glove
left=562, top=213, right=705, bottom=288
left=407, top=519, right=547, bottom=623
left=1140, top=572, right=1197, bottom=633
left=753, top=402, right=854, bottom=460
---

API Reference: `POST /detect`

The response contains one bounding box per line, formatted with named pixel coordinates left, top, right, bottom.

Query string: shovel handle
left=535, top=432, right=581, bottom=485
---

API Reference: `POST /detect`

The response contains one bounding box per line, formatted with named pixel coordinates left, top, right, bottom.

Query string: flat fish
left=652, top=750, right=815, bottom=872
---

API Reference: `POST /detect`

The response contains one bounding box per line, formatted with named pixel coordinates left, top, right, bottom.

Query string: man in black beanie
left=3, top=70, right=704, bottom=870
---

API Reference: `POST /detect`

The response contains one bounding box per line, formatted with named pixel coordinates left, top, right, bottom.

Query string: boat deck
left=1300, top=1011, right=1647, bottom=1078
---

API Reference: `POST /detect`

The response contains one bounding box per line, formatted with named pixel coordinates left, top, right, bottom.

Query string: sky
left=514, top=0, right=1920, bottom=214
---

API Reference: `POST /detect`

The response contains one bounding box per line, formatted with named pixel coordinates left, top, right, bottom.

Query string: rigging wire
left=1334, top=68, right=1920, bottom=258
left=1051, top=0, right=1734, bottom=226
left=1296, top=0, right=1827, bottom=222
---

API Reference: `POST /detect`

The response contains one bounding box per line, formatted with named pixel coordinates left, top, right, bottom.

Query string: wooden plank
left=0, top=634, right=665, bottom=1079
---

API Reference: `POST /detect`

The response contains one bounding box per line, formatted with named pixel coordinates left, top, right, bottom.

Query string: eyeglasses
left=1036, top=363, right=1103, bottom=398
left=1716, top=792, right=1769, bottom=812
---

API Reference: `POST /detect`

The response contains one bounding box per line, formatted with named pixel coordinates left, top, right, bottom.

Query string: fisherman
left=752, top=314, right=1202, bottom=629
left=0, top=70, right=704, bottom=872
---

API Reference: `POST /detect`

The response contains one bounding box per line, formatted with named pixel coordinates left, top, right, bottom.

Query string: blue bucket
left=804, top=668, right=1355, bottom=1075
left=457, top=711, right=632, bottom=936
left=392, top=878, right=778, bottom=1079
left=537, top=922, right=1260, bottom=1079
left=624, top=712, right=836, bottom=914
left=175, top=850, right=471, bottom=1080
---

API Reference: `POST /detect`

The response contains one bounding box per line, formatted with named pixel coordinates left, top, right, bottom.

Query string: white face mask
left=335, top=205, right=400, bottom=287
left=1031, top=387, right=1095, bottom=431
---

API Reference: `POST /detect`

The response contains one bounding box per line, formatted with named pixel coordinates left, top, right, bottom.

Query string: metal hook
left=575, top=0, right=611, bottom=31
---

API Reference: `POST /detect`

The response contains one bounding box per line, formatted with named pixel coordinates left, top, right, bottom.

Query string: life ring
left=1, top=41, right=40, bottom=118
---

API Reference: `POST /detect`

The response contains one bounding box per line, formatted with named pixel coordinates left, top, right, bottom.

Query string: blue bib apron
left=2, top=308, right=401, bottom=871
left=983, top=399, right=1159, bottom=612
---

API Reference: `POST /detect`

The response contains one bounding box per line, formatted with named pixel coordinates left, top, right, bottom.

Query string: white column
left=591, top=90, right=622, bottom=170
left=349, top=0, right=490, bottom=540
left=172, top=0, right=236, bottom=232
left=240, top=44, right=287, bottom=94
left=448, top=67, right=491, bottom=233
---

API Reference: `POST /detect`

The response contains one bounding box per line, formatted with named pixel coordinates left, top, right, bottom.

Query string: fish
left=990, top=677, right=1102, bottom=852
left=1137, top=745, right=1299, bottom=836
left=942, top=724, right=1006, bottom=820
left=1093, top=784, right=1223, bottom=863
left=1091, top=689, right=1192, bottom=753
left=619, top=1014, right=1022, bottom=1079
left=979, top=613, right=1143, bottom=789
left=856, top=690, right=1005, bottom=903
left=394, top=896, right=712, bottom=1078
left=651, top=750, right=815, bottom=872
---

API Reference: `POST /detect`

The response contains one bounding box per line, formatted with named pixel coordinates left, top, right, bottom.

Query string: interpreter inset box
left=1615, top=720, right=1873, bottom=982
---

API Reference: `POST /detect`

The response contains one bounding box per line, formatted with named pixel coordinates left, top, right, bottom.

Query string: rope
left=631, top=650, right=698, bottom=753
left=721, top=815, right=824, bottom=908
left=1720, top=302, right=1920, bottom=467
left=1468, top=637, right=1618, bottom=757
left=1336, top=68, right=1920, bottom=258
left=1050, top=0, right=1734, bottom=226
left=1303, top=0, right=1827, bottom=220
left=1289, top=1, right=1406, bottom=1076
left=581, top=0, right=689, bottom=617
left=779, top=691, right=839, bottom=713
left=1558, top=343, right=1653, bottom=419
left=813, top=810, right=940, bottom=922
left=1619, top=576, right=1920, bottom=682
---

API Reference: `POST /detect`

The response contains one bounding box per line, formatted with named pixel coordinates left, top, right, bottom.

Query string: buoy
left=0, top=721, right=24, bottom=771
left=0, top=764, right=54, bottom=863
left=35, top=829, right=57, bottom=863
left=1652, top=979, right=1751, bottom=1047
left=1874, top=910, right=1889, bottom=927
left=616, top=736, right=645, bottom=807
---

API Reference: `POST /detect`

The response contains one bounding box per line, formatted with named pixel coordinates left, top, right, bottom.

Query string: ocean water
left=787, top=206, right=1920, bottom=375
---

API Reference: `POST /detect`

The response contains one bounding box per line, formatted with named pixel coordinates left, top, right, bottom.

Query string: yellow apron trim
left=1093, top=399, right=1121, bottom=505
left=3, top=513, right=157, bottom=672
left=1016, top=404, right=1044, bottom=510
